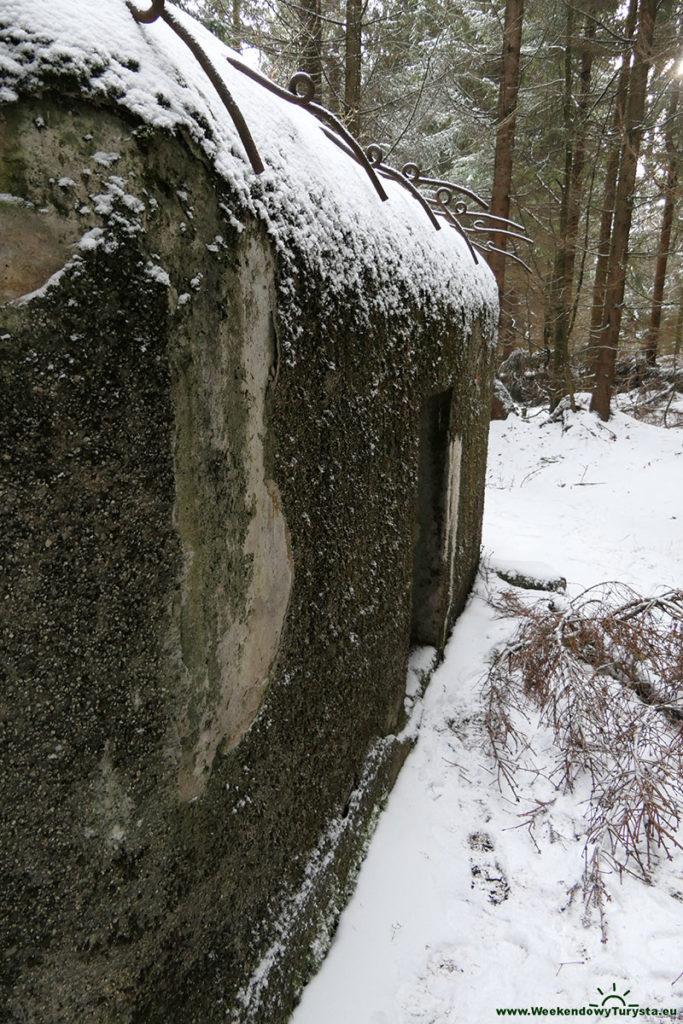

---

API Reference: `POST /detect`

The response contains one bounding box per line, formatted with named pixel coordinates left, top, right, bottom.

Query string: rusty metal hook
left=470, top=220, right=533, bottom=247
left=366, top=143, right=383, bottom=167
left=225, top=57, right=386, bottom=200
left=287, top=71, right=316, bottom=105
left=126, top=0, right=164, bottom=22
left=127, top=0, right=264, bottom=174
left=284, top=73, right=388, bottom=202
left=464, top=210, right=526, bottom=233
left=433, top=191, right=478, bottom=264
left=365, top=145, right=441, bottom=231
left=423, top=175, right=488, bottom=211
left=401, top=165, right=487, bottom=212
left=401, top=163, right=421, bottom=184
left=472, top=239, right=533, bottom=274
left=436, top=188, right=472, bottom=229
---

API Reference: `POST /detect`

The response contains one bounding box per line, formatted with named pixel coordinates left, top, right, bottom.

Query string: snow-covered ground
left=291, top=396, right=683, bottom=1024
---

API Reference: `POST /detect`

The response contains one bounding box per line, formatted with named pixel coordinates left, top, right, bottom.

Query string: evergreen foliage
left=191, top=0, right=682, bottom=418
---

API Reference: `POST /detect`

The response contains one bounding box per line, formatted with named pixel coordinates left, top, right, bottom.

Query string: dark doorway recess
left=411, top=388, right=453, bottom=646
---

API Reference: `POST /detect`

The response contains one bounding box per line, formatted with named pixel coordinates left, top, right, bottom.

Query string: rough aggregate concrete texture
left=1, top=94, right=495, bottom=1024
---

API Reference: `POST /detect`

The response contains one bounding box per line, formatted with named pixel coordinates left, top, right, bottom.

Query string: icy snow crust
left=0, top=0, right=497, bottom=333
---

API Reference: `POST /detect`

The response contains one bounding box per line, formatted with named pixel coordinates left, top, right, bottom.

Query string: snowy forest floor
left=290, top=391, right=683, bottom=1024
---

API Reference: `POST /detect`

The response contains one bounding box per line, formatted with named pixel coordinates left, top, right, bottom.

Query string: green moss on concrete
left=0, top=131, right=28, bottom=196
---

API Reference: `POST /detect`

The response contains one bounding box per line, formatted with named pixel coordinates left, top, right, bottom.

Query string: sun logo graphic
left=589, top=983, right=639, bottom=1010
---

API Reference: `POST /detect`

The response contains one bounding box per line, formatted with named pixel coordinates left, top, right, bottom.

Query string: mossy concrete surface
left=1, top=95, right=495, bottom=1023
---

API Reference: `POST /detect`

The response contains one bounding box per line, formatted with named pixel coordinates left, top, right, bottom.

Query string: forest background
left=176, top=0, right=681, bottom=421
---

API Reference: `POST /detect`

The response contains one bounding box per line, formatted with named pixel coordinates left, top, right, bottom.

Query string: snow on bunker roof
left=0, top=0, right=498, bottom=328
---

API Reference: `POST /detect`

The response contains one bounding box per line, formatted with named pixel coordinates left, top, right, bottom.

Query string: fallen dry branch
left=482, top=583, right=683, bottom=932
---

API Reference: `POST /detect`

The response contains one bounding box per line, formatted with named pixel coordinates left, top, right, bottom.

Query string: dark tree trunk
left=643, top=82, right=679, bottom=367
left=344, top=0, right=363, bottom=136
left=549, top=7, right=594, bottom=410
left=488, top=0, right=525, bottom=361
left=588, top=0, right=638, bottom=365
left=590, top=0, right=657, bottom=420
left=299, top=0, right=323, bottom=97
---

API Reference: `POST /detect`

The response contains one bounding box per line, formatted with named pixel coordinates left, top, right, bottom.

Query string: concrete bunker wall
left=0, top=94, right=495, bottom=1023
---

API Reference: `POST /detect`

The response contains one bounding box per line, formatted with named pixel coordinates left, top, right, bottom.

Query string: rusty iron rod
left=431, top=205, right=532, bottom=272
left=469, top=220, right=533, bottom=246
left=402, top=164, right=489, bottom=212
left=127, top=5, right=533, bottom=265
left=126, top=0, right=164, bottom=22
left=421, top=176, right=489, bottom=211
left=127, top=0, right=264, bottom=174
left=431, top=198, right=478, bottom=264
left=471, top=239, right=533, bottom=274
left=461, top=209, right=526, bottom=233
left=365, top=144, right=441, bottom=231
left=226, top=57, right=387, bottom=202
left=227, top=54, right=307, bottom=105
left=287, top=73, right=388, bottom=203
left=378, top=164, right=442, bottom=231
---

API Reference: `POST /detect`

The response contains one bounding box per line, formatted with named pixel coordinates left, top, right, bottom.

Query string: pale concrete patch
left=177, top=236, right=292, bottom=802
left=0, top=202, right=77, bottom=301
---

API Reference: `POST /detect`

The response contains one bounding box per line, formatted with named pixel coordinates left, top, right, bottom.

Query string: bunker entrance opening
left=410, top=387, right=454, bottom=647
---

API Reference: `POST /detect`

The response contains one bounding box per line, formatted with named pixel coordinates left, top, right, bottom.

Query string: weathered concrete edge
left=236, top=726, right=415, bottom=1023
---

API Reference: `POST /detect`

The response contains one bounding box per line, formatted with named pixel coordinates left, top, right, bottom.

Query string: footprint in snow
left=468, top=831, right=510, bottom=905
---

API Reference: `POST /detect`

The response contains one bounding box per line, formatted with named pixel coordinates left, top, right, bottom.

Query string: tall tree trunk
left=299, top=0, right=323, bottom=97
left=488, top=0, right=525, bottom=361
left=344, top=0, right=363, bottom=136
left=588, top=0, right=638, bottom=362
left=590, top=0, right=657, bottom=420
left=549, top=7, right=594, bottom=409
left=642, top=82, right=679, bottom=366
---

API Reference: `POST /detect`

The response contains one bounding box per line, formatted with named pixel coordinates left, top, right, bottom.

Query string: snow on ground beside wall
left=0, top=0, right=497, bottom=328
left=291, top=399, right=683, bottom=1024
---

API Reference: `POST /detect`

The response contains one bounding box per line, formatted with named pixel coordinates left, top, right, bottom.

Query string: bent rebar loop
left=126, top=0, right=264, bottom=174
left=225, top=57, right=387, bottom=202
left=429, top=186, right=478, bottom=264
left=471, top=239, right=534, bottom=274
left=364, top=145, right=441, bottom=230
left=402, top=164, right=489, bottom=212
left=287, top=72, right=388, bottom=203
left=401, top=163, right=532, bottom=268
left=466, top=212, right=533, bottom=272
left=466, top=210, right=527, bottom=234
left=404, top=164, right=532, bottom=270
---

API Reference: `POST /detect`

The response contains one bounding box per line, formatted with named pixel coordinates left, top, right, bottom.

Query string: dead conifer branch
left=482, top=583, right=683, bottom=927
